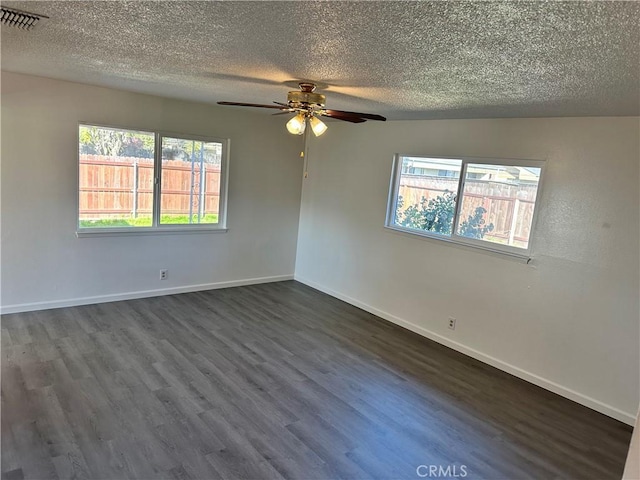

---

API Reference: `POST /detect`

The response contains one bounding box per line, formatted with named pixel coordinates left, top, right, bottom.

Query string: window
left=386, top=155, right=544, bottom=257
left=78, top=124, right=228, bottom=233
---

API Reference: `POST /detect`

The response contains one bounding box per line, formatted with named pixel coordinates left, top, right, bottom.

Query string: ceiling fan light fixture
left=309, top=116, right=327, bottom=137
left=286, top=112, right=306, bottom=135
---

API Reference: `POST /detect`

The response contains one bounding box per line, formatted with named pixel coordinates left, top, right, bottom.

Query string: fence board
left=79, top=155, right=220, bottom=219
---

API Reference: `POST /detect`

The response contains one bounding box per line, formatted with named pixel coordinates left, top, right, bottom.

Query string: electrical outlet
left=160, top=269, right=168, bottom=280
left=448, top=317, right=456, bottom=330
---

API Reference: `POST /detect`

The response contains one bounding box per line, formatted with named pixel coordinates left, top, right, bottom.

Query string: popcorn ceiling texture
left=1, top=1, right=638, bottom=120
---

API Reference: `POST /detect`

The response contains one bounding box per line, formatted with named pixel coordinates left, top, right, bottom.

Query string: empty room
left=1, top=1, right=639, bottom=479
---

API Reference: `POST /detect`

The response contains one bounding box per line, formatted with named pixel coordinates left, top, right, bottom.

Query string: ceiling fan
left=218, top=82, right=386, bottom=137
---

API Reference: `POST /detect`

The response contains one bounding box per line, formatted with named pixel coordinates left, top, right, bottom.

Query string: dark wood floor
left=1, top=281, right=632, bottom=480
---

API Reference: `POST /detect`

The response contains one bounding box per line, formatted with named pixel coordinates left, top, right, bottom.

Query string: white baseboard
left=294, top=275, right=637, bottom=426
left=0, top=274, right=294, bottom=315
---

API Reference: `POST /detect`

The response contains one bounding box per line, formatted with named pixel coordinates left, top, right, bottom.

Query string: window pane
left=160, top=137, right=223, bottom=225
left=394, top=157, right=462, bottom=236
left=79, top=125, right=155, bottom=228
left=456, top=164, right=541, bottom=249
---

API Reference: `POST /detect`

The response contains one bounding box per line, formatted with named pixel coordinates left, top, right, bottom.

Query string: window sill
left=76, top=227, right=228, bottom=238
left=384, top=224, right=533, bottom=263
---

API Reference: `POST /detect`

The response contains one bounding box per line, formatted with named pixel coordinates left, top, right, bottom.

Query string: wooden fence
left=79, top=155, right=221, bottom=219
left=399, top=175, right=538, bottom=247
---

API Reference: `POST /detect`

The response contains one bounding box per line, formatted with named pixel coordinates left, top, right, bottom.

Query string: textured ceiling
left=1, top=1, right=639, bottom=120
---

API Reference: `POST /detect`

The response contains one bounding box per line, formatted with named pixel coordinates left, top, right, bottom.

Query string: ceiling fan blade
left=324, top=109, right=386, bottom=121
left=272, top=111, right=294, bottom=116
left=320, top=110, right=367, bottom=123
left=273, top=101, right=289, bottom=107
left=217, top=101, right=286, bottom=110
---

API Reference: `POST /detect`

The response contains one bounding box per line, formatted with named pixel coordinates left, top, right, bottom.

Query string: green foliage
left=458, top=206, right=494, bottom=239
left=396, top=191, right=456, bottom=235
left=79, top=214, right=219, bottom=228
left=396, top=191, right=494, bottom=238
left=80, top=126, right=221, bottom=164
left=162, top=138, right=221, bottom=164
left=79, top=126, right=154, bottom=158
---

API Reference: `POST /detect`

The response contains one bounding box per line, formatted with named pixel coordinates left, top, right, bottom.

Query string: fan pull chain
left=301, top=150, right=308, bottom=178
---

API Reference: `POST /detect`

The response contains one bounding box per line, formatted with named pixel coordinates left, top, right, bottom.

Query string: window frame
left=76, top=123, right=230, bottom=236
left=385, top=154, right=546, bottom=259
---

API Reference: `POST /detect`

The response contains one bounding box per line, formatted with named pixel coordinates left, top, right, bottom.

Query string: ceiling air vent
left=1, top=6, right=48, bottom=30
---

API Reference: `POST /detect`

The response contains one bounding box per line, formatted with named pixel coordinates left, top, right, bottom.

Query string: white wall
left=295, top=117, right=640, bottom=424
left=1, top=72, right=303, bottom=311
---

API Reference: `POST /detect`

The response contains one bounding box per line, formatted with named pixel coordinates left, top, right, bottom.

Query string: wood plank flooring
left=1, top=281, right=632, bottom=479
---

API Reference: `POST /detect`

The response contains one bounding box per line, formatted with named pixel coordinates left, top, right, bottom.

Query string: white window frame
left=76, top=123, right=230, bottom=237
left=385, top=154, right=545, bottom=259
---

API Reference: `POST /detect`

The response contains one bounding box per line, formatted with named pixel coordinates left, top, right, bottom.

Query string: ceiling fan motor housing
left=288, top=83, right=325, bottom=107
